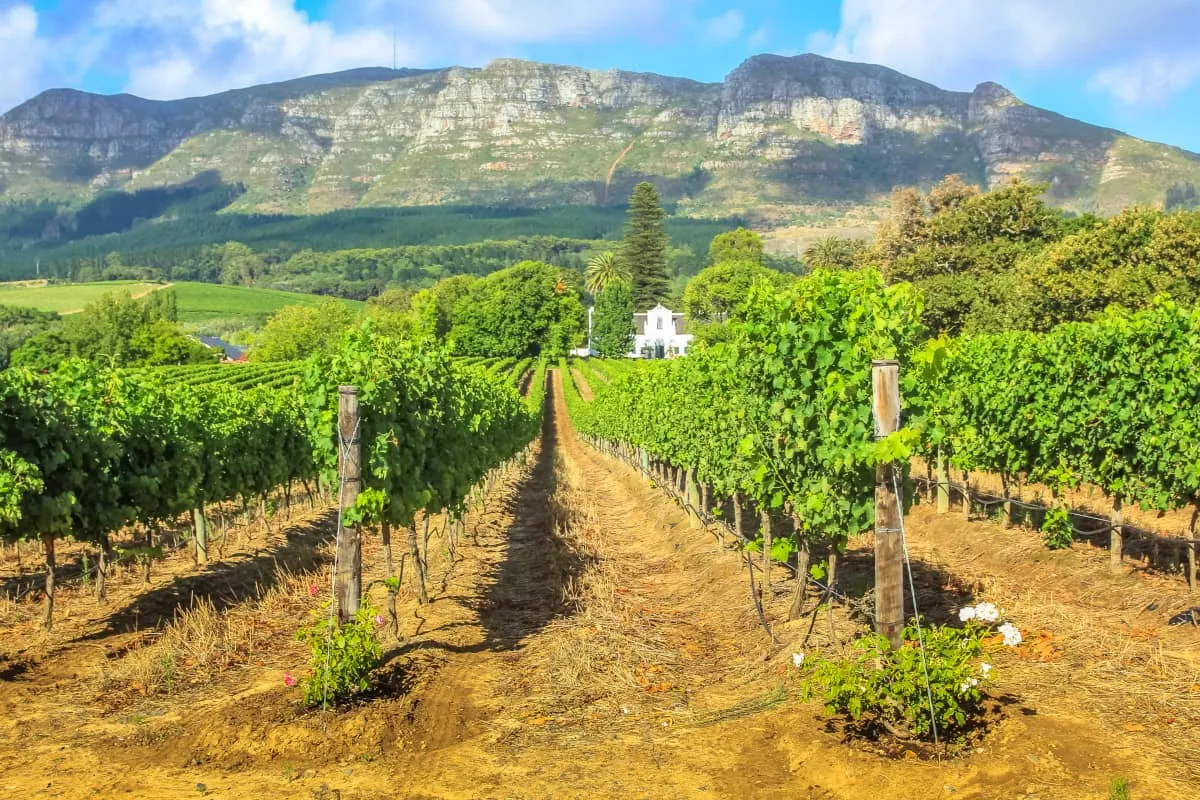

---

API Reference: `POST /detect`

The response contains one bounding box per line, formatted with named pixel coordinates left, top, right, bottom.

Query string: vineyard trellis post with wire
left=335, top=385, right=362, bottom=624
left=872, top=360, right=904, bottom=649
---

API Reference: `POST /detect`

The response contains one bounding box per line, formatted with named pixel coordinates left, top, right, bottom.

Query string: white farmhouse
left=631, top=303, right=693, bottom=358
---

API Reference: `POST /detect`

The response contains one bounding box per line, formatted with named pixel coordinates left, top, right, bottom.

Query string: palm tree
left=803, top=236, right=865, bottom=271
left=585, top=251, right=631, bottom=295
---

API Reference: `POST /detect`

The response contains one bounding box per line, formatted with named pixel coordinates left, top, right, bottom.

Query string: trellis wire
left=894, top=469, right=940, bottom=752
left=915, top=475, right=1200, bottom=545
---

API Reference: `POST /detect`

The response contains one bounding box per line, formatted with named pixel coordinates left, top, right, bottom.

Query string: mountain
left=3, top=55, right=1199, bottom=223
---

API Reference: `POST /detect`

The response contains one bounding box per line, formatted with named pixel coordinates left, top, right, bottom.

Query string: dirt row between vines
left=0, top=371, right=1195, bottom=798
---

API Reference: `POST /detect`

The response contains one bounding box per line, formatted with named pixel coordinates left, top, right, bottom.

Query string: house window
left=656, top=317, right=663, bottom=330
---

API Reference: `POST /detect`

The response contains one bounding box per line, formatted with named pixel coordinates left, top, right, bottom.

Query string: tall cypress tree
left=622, top=182, right=670, bottom=311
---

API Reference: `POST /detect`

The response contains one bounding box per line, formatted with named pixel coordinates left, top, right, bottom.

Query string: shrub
left=296, top=605, right=382, bottom=707
left=1041, top=505, right=1073, bottom=549
left=802, top=605, right=1021, bottom=741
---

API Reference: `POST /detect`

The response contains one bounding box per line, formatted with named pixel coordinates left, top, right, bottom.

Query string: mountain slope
left=2, top=54, right=1198, bottom=221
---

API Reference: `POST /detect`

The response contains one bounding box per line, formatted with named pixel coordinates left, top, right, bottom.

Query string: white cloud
left=747, top=26, right=770, bottom=49
left=812, top=0, right=1200, bottom=103
left=0, top=4, right=42, bottom=112
left=91, top=0, right=404, bottom=99
left=704, top=10, right=744, bottom=42
left=1089, top=54, right=1200, bottom=105
left=0, top=0, right=685, bottom=107
left=432, top=0, right=673, bottom=42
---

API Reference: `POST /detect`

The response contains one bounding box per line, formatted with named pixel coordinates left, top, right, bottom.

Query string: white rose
left=999, top=622, right=1023, bottom=647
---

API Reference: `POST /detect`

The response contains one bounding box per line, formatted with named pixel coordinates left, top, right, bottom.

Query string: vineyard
left=568, top=274, right=1200, bottom=592
left=0, top=275, right=1198, bottom=798
left=0, top=341, right=540, bottom=630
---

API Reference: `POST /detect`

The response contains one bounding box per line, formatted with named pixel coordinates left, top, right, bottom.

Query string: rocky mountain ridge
left=2, top=54, right=1197, bottom=222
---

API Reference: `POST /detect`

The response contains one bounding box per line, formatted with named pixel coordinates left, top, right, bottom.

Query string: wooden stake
left=732, top=493, right=744, bottom=540
left=1110, top=495, right=1123, bottom=573
left=1001, top=475, right=1013, bottom=529
left=335, top=386, right=362, bottom=624
left=42, top=534, right=55, bottom=631
left=1187, top=507, right=1197, bottom=593
left=760, top=510, right=772, bottom=592
left=94, top=536, right=108, bottom=602
left=872, top=360, right=903, bottom=649
left=962, top=470, right=971, bottom=520
left=192, top=505, right=208, bottom=565
left=407, top=522, right=428, bottom=604
left=685, top=468, right=702, bottom=528
left=935, top=449, right=949, bottom=514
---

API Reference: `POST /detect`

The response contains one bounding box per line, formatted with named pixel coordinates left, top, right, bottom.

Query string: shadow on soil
left=79, top=511, right=337, bottom=642
left=710, top=496, right=978, bottom=626
left=381, top=373, right=593, bottom=667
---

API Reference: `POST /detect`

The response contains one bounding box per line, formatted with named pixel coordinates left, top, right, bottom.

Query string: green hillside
left=0, top=280, right=363, bottom=323
left=0, top=280, right=161, bottom=313
left=171, top=283, right=363, bottom=323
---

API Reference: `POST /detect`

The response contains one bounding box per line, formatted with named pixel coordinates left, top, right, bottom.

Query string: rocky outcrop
left=1, top=55, right=1195, bottom=215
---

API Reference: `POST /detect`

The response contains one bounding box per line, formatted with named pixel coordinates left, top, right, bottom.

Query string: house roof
left=197, top=335, right=248, bottom=360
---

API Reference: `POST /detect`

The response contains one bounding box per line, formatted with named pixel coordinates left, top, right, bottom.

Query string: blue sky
left=3, top=0, right=1200, bottom=151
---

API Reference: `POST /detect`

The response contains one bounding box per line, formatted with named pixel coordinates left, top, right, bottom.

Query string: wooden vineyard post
left=192, top=505, right=208, bottom=565
left=962, top=471, right=971, bottom=520
left=1001, top=476, right=1013, bottom=529
left=1110, top=496, right=1123, bottom=573
left=760, top=511, right=772, bottom=592
left=685, top=467, right=702, bottom=528
left=640, top=448, right=649, bottom=481
left=1187, top=507, right=1197, bottom=594
left=935, top=449, right=950, bottom=514
left=42, top=533, right=56, bottom=631
left=335, top=386, right=363, bottom=624
left=872, top=360, right=904, bottom=649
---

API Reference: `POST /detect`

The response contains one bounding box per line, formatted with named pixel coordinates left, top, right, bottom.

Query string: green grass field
left=169, top=282, right=363, bottom=323
left=0, top=280, right=363, bottom=324
left=0, top=280, right=161, bottom=313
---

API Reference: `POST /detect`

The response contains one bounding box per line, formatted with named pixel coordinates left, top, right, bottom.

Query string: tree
left=869, top=177, right=1071, bottom=333
left=250, top=299, right=357, bottom=362
left=591, top=283, right=635, bottom=358
left=1015, top=207, right=1200, bottom=330
left=683, top=260, right=791, bottom=324
left=411, top=275, right=476, bottom=340
left=585, top=250, right=630, bottom=294
left=129, top=319, right=217, bottom=365
left=448, top=261, right=585, bottom=357
left=803, top=236, right=868, bottom=271
left=622, top=182, right=670, bottom=311
left=0, top=306, right=59, bottom=369
left=9, top=289, right=214, bottom=370
left=708, top=227, right=764, bottom=266
left=219, top=242, right=264, bottom=286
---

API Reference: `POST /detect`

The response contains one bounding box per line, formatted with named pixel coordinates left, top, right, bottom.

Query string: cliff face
left=2, top=55, right=1197, bottom=219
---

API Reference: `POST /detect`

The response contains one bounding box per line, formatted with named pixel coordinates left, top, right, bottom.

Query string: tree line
left=801, top=175, right=1200, bottom=334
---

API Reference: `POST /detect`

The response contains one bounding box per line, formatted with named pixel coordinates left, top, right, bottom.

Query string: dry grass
left=506, top=434, right=780, bottom=741
left=904, top=507, right=1200, bottom=785
left=98, top=568, right=318, bottom=700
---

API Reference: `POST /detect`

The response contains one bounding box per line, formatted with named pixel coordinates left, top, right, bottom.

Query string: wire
left=893, top=468, right=940, bottom=753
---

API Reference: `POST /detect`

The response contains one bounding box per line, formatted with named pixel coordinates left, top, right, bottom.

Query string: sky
left=3, top=0, right=1200, bottom=152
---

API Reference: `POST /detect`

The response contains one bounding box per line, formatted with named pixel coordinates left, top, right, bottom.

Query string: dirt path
left=569, top=367, right=594, bottom=401
left=604, top=139, right=639, bottom=202
left=0, top=371, right=1196, bottom=798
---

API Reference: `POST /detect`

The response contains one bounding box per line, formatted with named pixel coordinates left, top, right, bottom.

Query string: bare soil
left=0, top=371, right=1196, bottom=798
